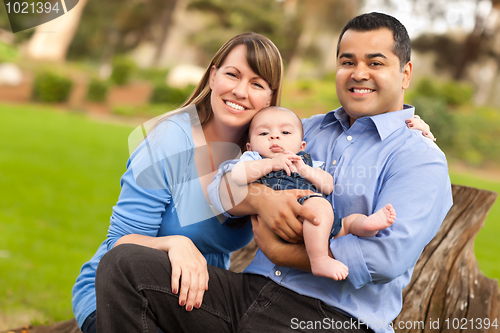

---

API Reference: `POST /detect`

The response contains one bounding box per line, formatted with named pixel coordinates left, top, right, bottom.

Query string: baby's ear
left=246, top=142, right=252, bottom=151
left=299, top=141, right=306, bottom=151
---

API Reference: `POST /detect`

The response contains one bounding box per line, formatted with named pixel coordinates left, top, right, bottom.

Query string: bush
left=441, top=81, right=474, bottom=106
left=411, top=96, right=455, bottom=149
left=412, top=78, right=474, bottom=106
left=0, top=41, right=19, bottom=62
left=150, top=83, right=194, bottom=106
left=110, top=57, right=136, bottom=86
left=33, top=72, right=73, bottom=102
left=86, top=78, right=109, bottom=102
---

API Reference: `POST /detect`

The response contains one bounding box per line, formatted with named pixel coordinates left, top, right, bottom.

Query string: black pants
left=96, top=244, right=373, bottom=333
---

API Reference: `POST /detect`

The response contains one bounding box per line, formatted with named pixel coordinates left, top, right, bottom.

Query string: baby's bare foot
left=310, top=256, right=348, bottom=281
left=362, top=204, right=396, bottom=233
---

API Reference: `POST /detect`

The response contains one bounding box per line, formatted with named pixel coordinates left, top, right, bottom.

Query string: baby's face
left=247, top=109, right=305, bottom=158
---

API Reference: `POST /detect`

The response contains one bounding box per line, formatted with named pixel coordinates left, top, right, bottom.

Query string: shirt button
left=332, top=160, right=337, bottom=165
left=275, top=270, right=282, bottom=276
left=347, top=135, right=353, bottom=141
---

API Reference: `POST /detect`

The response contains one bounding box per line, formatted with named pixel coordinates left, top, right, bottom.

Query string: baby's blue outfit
left=235, top=151, right=342, bottom=237
left=72, top=111, right=254, bottom=329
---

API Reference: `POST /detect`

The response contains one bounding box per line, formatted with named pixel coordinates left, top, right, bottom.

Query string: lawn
left=0, top=103, right=498, bottom=326
left=0, top=104, right=134, bottom=323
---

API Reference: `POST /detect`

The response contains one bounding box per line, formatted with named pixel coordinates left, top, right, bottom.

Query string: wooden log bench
left=3, top=185, right=498, bottom=333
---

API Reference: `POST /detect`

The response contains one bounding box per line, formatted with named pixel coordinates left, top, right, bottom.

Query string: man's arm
left=251, top=215, right=335, bottom=271
left=330, top=149, right=453, bottom=288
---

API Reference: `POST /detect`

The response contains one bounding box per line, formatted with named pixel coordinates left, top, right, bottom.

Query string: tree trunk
left=395, top=185, right=499, bottom=332
left=26, top=0, right=89, bottom=62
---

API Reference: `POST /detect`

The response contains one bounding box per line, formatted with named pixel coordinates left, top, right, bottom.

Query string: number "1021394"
left=5, top=1, right=60, bottom=14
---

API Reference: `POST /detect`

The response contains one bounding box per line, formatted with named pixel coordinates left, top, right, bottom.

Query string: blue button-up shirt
left=210, top=106, right=453, bottom=333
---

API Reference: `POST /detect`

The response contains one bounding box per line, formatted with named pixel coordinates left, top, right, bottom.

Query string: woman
left=72, top=32, right=283, bottom=333
left=72, top=32, right=432, bottom=332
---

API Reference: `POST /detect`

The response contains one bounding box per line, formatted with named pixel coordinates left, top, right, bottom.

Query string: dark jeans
left=96, top=244, right=374, bottom=333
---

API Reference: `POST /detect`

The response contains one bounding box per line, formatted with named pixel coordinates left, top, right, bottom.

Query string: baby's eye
left=282, top=131, right=291, bottom=135
left=259, top=132, right=268, bottom=136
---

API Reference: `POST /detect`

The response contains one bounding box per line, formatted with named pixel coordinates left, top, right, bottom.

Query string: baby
left=231, top=106, right=396, bottom=280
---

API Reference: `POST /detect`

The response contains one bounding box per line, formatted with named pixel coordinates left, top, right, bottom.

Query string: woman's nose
left=232, top=81, right=248, bottom=99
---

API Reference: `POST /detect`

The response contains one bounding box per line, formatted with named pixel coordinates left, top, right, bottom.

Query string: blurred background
left=1, top=0, right=499, bottom=328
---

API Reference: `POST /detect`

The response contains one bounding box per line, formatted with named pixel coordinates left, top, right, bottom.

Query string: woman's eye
left=226, top=72, right=237, bottom=78
left=253, top=82, right=264, bottom=89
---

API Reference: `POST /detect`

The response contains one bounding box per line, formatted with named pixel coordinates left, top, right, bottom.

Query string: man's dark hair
left=336, top=12, right=411, bottom=71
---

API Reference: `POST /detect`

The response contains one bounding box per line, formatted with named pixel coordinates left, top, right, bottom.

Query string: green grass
left=0, top=103, right=498, bottom=325
left=0, top=104, right=133, bottom=322
left=449, top=171, right=500, bottom=282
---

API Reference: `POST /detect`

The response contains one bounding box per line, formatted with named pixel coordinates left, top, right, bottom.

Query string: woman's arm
left=231, top=159, right=275, bottom=185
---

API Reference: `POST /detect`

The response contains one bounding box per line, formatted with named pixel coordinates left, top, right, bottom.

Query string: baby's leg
left=343, top=204, right=396, bottom=238
left=302, top=197, right=348, bottom=280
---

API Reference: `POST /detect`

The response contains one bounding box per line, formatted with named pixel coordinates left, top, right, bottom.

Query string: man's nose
left=351, top=64, right=369, bottom=81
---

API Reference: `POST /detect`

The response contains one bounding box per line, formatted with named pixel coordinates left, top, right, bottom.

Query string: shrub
left=150, top=83, right=194, bottom=107
left=411, top=96, right=455, bottom=149
left=86, top=78, right=109, bottom=102
left=412, top=77, right=474, bottom=106
left=33, top=72, right=73, bottom=102
left=441, top=81, right=474, bottom=106
left=110, top=57, right=136, bottom=86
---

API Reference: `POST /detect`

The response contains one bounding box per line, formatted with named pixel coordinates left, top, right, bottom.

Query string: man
left=96, top=12, right=452, bottom=333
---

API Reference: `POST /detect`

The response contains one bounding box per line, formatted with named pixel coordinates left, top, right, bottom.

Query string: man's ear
left=402, top=61, right=412, bottom=90
left=246, top=142, right=252, bottom=151
left=209, top=65, right=217, bottom=89
left=299, top=141, right=306, bottom=151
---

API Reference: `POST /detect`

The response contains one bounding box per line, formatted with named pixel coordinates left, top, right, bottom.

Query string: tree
left=26, top=0, right=89, bottom=61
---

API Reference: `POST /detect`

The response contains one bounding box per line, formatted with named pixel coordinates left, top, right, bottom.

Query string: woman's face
left=209, top=44, right=273, bottom=132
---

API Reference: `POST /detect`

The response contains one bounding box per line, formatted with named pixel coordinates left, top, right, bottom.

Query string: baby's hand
left=271, top=153, right=298, bottom=175
left=286, top=151, right=307, bottom=174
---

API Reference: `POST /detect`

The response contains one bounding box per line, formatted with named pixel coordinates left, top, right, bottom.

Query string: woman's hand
left=159, top=235, right=209, bottom=311
left=406, top=115, right=436, bottom=141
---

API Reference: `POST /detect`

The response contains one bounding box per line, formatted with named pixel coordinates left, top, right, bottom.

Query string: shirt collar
left=370, top=105, right=415, bottom=141
left=320, top=105, right=415, bottom=141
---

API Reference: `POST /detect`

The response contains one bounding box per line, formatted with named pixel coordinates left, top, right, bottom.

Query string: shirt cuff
left=330, top=234, right=372, bottom=289
left=207, top=159, right=243, bottom=219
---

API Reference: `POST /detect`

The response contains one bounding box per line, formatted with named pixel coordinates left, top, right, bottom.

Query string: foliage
left=32, top=72, right=73, bottom=103
left=0, top=41, right=19, bottom=62
left=150, top=83, right=194, bottom=106
left=135, top=68, right=170, bottom=84
left=110, top=57, right=136, bottom=86
left=86, top=78, right=109, bottom=102
left=410, top=77, right=473, bottom=106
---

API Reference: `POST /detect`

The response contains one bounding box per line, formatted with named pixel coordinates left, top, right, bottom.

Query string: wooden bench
left=3, top=185, right=498, bottom=333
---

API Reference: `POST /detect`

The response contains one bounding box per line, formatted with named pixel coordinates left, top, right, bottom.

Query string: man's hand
left=252, top=186, right=318, bottom=243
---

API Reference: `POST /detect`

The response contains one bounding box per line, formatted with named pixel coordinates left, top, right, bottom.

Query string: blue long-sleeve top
left=209, top=106, right=453, bottom=333
left=72, top=112, right=253, bottom=328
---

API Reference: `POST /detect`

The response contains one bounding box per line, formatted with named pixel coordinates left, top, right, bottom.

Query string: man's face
left=335, top=28, right=412, bottom=125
